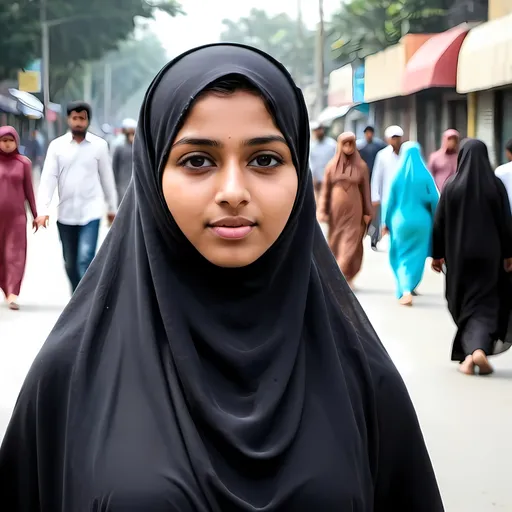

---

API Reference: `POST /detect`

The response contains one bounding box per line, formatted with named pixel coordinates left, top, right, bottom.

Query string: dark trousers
left=57, top=219, right=100, bottom=292
left=370, top=205, right=381, bottom=246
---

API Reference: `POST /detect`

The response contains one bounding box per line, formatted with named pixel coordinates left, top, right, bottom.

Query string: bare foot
left=472, top=350, right=494, bottom=375
left=459, top=355, right=475, bottom=375
left=399, top=293, right=413, bottom=306
left=7, top=294, right=19, bottom=311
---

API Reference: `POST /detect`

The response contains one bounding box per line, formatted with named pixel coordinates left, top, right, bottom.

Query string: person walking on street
left=427, top=129, right=460, bottom=193
left=382, top=142, right=439, bottom=306
left=0, top=126, right=39, bottom=310
left=432, top=139, right=512, bottom=375
left=35, top=101, right=118, bottom=293
left=370, top=125, right=404, bottom=251
left=495, top=137, right=512, bottom=212
left=112, top=118, right=137, bottom=203
left=357, top=126, right=386, bottom=249
left=23, top=129, right=44, bottom=173
left=309, top=122, right=336, bottom=203
left=317, top=132, right=373, bottom=289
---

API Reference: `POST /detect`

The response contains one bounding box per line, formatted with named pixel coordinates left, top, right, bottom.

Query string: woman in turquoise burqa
left=382, top=141, right=439, bottom=306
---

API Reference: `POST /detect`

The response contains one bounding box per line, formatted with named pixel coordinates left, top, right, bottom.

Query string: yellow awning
left=457, top=14, right=512, bottom=93
left=364, top=34, right=433, bottom=102
left=364, top=44, right=406, bottom=103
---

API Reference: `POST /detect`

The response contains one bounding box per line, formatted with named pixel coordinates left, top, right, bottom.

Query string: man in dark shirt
left=357, top=126, right=386, bottom=250
left=112, top=118, right=136, bottom=203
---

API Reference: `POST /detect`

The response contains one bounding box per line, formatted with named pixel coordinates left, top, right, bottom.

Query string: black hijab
left=0, top=44, right=443, bottom=511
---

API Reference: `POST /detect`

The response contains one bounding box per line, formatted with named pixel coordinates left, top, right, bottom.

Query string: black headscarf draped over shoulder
left=0, top=44, right=443, bottom=511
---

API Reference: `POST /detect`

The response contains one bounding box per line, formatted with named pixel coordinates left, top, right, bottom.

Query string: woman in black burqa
left=432, top=138, right=512, bottom=375
left=0, top=44, right=443, bottom=511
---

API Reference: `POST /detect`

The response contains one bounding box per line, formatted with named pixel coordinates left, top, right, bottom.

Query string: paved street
left=1, top=229, right=511, bottom=511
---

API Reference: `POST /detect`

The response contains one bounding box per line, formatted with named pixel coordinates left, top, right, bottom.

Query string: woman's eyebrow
left=172, top=137, right=221, bottom=148
left=172, top=135, right=287, bottom=149
left=244, top=135, right=287, bottom=146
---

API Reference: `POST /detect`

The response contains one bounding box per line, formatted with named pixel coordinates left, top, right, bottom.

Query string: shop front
left=457, top=12, right=512, bottom=166
left=322, top=62, right=370, bottom=138
left=402, top=24, right=470, bottom=155
left=364, top=33, right=432, bottom=140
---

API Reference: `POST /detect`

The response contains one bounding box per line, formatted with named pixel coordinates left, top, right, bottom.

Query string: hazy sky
left=151, top=0, right=342, bottom=57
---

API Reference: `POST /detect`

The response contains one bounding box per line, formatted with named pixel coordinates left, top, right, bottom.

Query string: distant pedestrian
left=432, top=139, right=512, bottom=375
left=370, top=125, right=404, bottom=250
left=35, top=101, right=118, bottom=293
left=382, top=142, right=438, bottom=306
left=23, top=129, right=44, bottom=172
left=317, top=132, right=373, bottom=289
left=427, top=129, right=459, bottom=192
left=495, top=137, right=512, bottom=212
left=0, top=126, right=39, bottom=310
left=112, top=118, right=136, bottom=203
left=309, top=122, right=336, bottom=203
left=357, top=126, right=386, bottom=249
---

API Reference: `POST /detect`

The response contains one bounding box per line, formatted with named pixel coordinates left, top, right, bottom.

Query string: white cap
left=384, top=125, right=404, bottom=138
left=310, top=121, right=320, bottom=130
left=122, top=118, right=137, bottom=130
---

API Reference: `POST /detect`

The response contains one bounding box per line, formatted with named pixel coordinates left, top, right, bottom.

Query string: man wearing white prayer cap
left=112, top=119, right=137, bottom=202
left=370, top=125, right=404, bottom=250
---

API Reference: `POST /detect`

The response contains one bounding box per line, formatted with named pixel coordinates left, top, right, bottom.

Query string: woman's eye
left=181, top=155, right=214, bottom=169
left=249, top=154, right=282, bottom=168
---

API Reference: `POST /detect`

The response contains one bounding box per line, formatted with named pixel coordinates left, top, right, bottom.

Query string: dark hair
left=67, top=101, right=92, bottom=119
left=506, top=138, right=512, bottom=153
left=364, top=126, right=374, bottom=133
left=199, top=74, right=259, bottom=97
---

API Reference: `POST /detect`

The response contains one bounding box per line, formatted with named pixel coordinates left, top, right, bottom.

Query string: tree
left=58, top=30, right=169, bottom=124
left=0, top=0, right=182, bottom=88
left=220, top=9, right=317, bottom=86
left=329, top=0, right=448, bottom=65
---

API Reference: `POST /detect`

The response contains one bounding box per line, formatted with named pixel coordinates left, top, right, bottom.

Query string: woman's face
left=446, top=136, right=458, bottom=151
left=0, top=135, right=17, bottom=153
left=162, top=90, right=298, bottom=268
left=342, top=140, right=355, bottom=156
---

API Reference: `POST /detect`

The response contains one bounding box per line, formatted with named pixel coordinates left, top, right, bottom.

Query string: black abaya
left=0, top=44, right=443, bottom=511
left=433, top=138, right=512, bottom=361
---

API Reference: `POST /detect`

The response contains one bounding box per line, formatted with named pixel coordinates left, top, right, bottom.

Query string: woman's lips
left=210, top=226, right=254, bottom=240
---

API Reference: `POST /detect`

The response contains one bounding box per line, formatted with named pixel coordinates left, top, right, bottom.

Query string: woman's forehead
left=0, top=135, right=15, bottom=141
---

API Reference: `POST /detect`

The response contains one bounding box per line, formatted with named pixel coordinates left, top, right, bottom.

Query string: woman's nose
left=214, top=162, right=251, bottom=208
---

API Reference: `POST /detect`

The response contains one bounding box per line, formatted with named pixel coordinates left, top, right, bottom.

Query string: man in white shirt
left=370, top=125, right=404, bottom=250
left=35, top=101, right=118, bottom=292
left=495, top=138, right=512, bottom=212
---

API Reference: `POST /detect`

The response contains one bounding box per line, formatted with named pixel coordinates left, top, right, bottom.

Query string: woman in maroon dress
left=0, top=126, right=38, bottom=310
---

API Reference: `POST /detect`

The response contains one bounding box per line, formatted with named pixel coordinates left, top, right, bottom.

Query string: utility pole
left=103, top=62, right=112, bottom=125
left=315, top=0, right=325, bottom=118
left=40, top=0, right=51, bottom=140
left=295, top=0, right=304, bottom=88
left=83, top=62, right=92, bottom=104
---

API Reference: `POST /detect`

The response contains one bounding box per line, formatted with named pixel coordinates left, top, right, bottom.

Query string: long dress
left=383, top=142, right=439, bottom=299
left=432, top=138, right=512, bottom=361
left=318, top=135, right=372, bottom=281
left=427, top=129, right=459, bottom=192
left=0, top=146, right=37, bottom=298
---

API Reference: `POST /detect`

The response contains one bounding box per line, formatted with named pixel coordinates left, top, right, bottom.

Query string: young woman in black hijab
left=0, top=44, right=443, bottom=511
left=432, top=138, right=512, bottom=375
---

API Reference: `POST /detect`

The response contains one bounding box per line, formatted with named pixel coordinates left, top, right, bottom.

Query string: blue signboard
left=25, top=59, right=42, bottom=72
left=352, top=64, right=365, bottom=104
